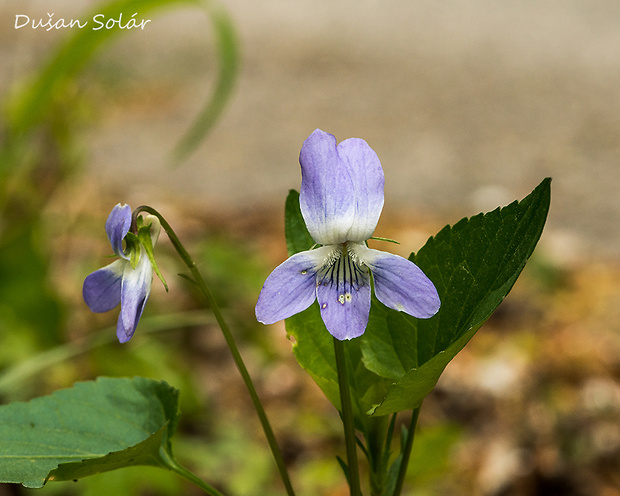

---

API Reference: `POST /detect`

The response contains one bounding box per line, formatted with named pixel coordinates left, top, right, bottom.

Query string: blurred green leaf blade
left=171, top=0, right=239, bottom=161
left=0, top=377, right=180, bottom=488
left=363, top=178, right=552, bottom=414
left=4, top=0, right=238, bottom=162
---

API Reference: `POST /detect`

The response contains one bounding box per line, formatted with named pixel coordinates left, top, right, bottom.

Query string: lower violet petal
left=359, top=246, right=440, bottom=318
left=82, top=260, right=124, bottom=313
left=316, top=250, right=372, bottom=340
left=118, top=249, right=153, bottom=342
left=255, top=248, right=332, bottom=325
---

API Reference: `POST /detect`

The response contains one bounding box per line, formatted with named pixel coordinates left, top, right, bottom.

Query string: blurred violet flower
left=83, top=204, right=161, bottom=343
left=256, top=129, right=440, bottom=340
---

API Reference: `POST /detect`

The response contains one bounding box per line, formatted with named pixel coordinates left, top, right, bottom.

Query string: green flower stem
left=134, top=206, right=296, bottom=496
left=159, top=448, right=227, bottom=496
left=392, top=407, right=421, bottom=496
left=333, top=338, right=362, bottom=496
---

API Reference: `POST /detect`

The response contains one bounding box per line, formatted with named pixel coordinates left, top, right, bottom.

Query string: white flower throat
left=317, top=242, right=369, bottom=306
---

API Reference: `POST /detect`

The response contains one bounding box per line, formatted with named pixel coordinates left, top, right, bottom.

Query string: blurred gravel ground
left=3, top=0, right=620, bottom=260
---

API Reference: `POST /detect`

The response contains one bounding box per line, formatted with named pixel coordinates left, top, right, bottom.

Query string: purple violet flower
left=255, top=129, right=440, bottom=340
left=83, top=204, right=161, bottom=343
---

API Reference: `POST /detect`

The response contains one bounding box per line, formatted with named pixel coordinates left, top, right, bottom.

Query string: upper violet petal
left=117, top=247, right=153, bottom=342
left=105, top=203, right=132, bottom=259
left=82, top=260, right=124, bottom=313
left=336, top=137, right=384, bottom=242
left=299, top=129, right=356, bottom=245
left=356, top=245, right=440, bottom=318
left=316, top=250, right=372, bottom=340
left=256, top=246, right=334, bottom=324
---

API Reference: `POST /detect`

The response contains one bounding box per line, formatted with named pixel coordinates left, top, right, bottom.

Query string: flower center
left=317, top=243, right=369, bottom=305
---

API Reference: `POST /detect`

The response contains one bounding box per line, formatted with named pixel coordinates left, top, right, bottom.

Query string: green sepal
left=123, top=232, right=141, bottom=269
left=368, top=236, right=400, bottom=244
left=137, top=221, right=168, bottom=292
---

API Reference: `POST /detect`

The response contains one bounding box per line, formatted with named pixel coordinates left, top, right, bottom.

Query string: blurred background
left=1, top=0, right=619, bottom=495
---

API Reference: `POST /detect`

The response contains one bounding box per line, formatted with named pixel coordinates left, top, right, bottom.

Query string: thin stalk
left=333, top=337, right=362, bottom=496
left=392, top=407, right=421, bottom=496
left=159, top=448, right=227, bottom=496
left=134, top=206, right=296, bottom=496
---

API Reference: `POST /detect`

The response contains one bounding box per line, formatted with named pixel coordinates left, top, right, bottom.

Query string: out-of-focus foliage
left=0, top=0, right=237, bottom=386
left=0, top=0, right=238, bottom=494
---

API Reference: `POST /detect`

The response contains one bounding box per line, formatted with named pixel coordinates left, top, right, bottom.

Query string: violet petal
left=82, top=260, right=124, bottom=313
left=105, top=203, right=132, bottom=260
left=299, top=129, right=384, bottom=245
left=357, top=245, right=441, bottom=318
left=316, top=250, right=372, bottom=340
left=117, top=248, right=153, bottom=342
left=255, top=246, right=334, bottom=324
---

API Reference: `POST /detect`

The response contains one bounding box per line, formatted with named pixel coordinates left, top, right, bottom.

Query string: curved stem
left=160, top=448, right=227, bottom=496
left=392, top=407, right=421, bottom=496
left=134, top=206, right=296, bottom=496
left=333, top=338, right=362, bottom=496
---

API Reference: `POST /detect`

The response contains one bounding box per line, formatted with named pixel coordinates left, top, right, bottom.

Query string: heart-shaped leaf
left=363, top=178, right=551, bottom=414
left=0, top=376, right=180, bottom=488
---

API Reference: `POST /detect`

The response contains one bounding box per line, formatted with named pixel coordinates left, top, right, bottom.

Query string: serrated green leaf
left=363, top=178, right=551, bottom=415
left=0, top=377, right=180, bottom=488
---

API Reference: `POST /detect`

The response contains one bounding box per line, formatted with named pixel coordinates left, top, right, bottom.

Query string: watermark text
left=15, top=13, right=151, bottom=31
